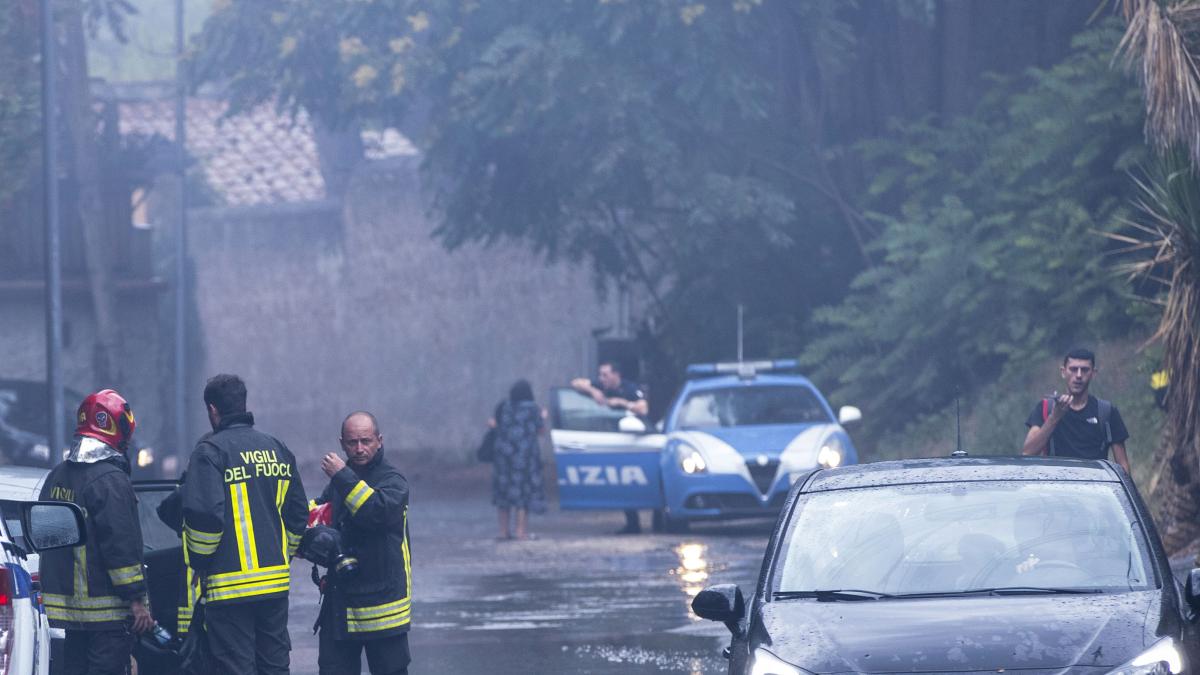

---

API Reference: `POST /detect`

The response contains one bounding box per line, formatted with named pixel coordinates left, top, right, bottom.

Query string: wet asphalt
left=284, top=462, right=772, bottom=674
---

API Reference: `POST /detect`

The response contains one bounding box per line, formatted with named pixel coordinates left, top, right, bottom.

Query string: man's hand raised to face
left=322, top=452, right=347, bottom=477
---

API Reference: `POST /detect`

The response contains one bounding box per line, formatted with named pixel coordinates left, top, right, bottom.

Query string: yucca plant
left=1117, top=0, right=1200, bottom=553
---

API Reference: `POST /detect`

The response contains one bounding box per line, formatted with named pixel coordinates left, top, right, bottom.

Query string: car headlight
left=1107, top=638, right=1184, bottom=675
left=751, top=648, right=810, bottom=675
left=677, top=444, right=707, bottom=474
left=817, top=439, right=843, bottom=468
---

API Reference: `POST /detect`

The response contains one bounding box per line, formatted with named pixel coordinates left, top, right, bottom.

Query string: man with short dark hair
left=182, top=374, right=308, bottom=675
left=572, top=361, right=649, bottom=533
left=314, top=411, right=412, bottom=675
left=1022, top=348, right=1131, bottom=473
left=571, top=361, right=649, bottom=417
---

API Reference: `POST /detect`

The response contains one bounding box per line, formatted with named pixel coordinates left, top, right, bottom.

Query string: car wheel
left=659, top=510, right=689, bottom=533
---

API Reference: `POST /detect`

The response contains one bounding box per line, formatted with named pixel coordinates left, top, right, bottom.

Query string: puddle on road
left=411, top=539, right=758, bottom=672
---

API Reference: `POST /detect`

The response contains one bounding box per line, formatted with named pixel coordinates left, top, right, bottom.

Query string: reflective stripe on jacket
left=38, top=455, right=146, bottom=630
left=181, top=413, right=308, bottom=605
left=319, top=448, right=412, bottom=639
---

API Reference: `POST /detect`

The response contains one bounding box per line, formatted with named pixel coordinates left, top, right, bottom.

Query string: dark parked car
left=693, top=456, right=1197, bottom=675
left=0, top=380, right=82, bottom=468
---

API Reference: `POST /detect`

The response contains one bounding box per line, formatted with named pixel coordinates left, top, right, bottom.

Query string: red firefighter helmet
left=75, top=389, right=136, bottom=451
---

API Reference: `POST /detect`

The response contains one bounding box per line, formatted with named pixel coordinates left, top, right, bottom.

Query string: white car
left=0, top=468, right=183, bottom=674
left=0, top=483, right=86, bottom=675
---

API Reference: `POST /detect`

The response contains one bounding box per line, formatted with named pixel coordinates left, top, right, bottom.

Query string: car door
left=132, top=480, right=184, bottom=673
left=549, top=387, right=665, bottom=510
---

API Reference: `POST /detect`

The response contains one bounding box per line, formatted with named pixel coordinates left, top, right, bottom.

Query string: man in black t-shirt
left=571, top=361, right=649, bottom=533
left=1021, top=347, right=1131, bottom=473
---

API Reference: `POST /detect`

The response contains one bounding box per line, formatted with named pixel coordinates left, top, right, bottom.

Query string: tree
left=0, top=1, right=40, bottom=208
left=802, top=21, right=1144, bottom=443
left=1115, top=0, right=1200, bottom=553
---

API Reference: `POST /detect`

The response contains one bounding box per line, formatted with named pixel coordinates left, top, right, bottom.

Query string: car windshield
left=774, top=480, right=1154, bottom=596
left=676, top=385, right=829, bottom=429
left=553, top=389, right=629, bottom=433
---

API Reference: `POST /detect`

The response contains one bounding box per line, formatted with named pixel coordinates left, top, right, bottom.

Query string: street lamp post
left=41, top=0, right=65, bottom=457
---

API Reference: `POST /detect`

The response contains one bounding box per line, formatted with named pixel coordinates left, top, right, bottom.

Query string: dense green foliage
left=0, top=3, right=39, bottom=205
left=188, top=2, right=1155, bottom=453
left=192, top=1, right=866, bottom=338
left=802, top=23, right=1147, bottom=443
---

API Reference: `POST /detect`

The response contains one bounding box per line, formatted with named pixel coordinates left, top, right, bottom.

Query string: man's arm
left=1110, top=442, right=1131, bottom=474
left=1021, top=395, right=1070, bottom=456
left=326, top=463, right=409, bottom=530
left=181, top=448, right=225, bottom=572
left=571, top=378, right=606, bottom=404
left=606, top=396, right=649, bottom=417
left=85, top=473, right=154, bottom=633
left=282, top=465, right=308, bottom=558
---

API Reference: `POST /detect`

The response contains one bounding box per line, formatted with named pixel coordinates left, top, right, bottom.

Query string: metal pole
left=737, top=304, right=744, bottom=362
left=41, top=0, right=65, bottom=458
left=173, top=0, right=189, bottom=463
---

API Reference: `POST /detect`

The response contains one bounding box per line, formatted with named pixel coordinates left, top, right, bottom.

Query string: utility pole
left=41, top=0, right=65, bottom=457
left=173, top=0, right=189, bottom=462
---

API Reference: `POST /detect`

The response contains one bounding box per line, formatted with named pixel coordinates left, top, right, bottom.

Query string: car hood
left=757, top=591, right=1159, bottom=673
left=683, top=424, right=821, bottom=457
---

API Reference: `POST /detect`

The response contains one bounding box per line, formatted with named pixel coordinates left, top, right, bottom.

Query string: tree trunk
left=1154, top=422, right=1200, bottom=555
left=59, top=0, right=123, bottom=385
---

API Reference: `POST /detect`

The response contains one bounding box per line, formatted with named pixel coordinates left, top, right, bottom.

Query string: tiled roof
left=117, top=97, right=416, bottom=206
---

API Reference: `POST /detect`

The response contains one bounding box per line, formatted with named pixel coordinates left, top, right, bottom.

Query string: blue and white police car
left=550, top=360, right=861, bottom=531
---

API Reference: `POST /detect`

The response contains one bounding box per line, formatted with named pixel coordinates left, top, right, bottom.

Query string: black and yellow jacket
left=38, top=441, right=146, bottom=630
left=154, top=482, right=200, bottom=636
left=319, top=448, right=411, bottom=640
left=180, top=412, right=307, bottom=605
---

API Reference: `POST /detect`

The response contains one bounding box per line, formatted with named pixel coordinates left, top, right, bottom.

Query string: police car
left=550, top=359, right=860, bottom=531
left=0, top=492, right=86, bottom=675
left=0, top=469, right=184, bottom=674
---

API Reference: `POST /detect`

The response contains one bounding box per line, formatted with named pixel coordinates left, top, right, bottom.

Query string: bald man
left=314, top=412, right=413, bottom=675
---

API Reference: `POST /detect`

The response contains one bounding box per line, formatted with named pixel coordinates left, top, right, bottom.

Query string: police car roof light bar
left=685, top=359, right=800, bottom=379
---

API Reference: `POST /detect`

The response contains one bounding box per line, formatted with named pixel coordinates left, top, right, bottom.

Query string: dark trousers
left=62, top=628, right=134, bottom=675
left=318, top=628, right=410, bottom=675
left=205, top=596, right=291, bottom=675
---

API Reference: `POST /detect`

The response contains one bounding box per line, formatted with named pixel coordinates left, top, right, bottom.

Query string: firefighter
left=154, top=476, right=200, bottom=639
left=315, top=411, right=411, bottom=675
left=39, top=389, right=155, bottom=675
left=181, top=374, right=308, bottom=675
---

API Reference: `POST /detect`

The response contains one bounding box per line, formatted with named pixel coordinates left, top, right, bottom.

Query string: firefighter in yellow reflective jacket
left=181, top=374, right=308, bottom=675
left=39, top=389, right=155, bottom=675
left=314, top=411, right=412, bottom=675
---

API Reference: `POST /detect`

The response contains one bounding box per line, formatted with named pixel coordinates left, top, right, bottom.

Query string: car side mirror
left=692, top=584, right=746, bottom=637
left=838, top=405, right=862, bottom=426
left=1186, top=569, right=1200, bottom=614
left=24, top=501, right=85, bottom=552
left=618, top=415, right=647, bottom=434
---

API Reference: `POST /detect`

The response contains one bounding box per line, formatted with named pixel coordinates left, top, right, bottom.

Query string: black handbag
left=476, top=427, right=497, bottom=463
left=477, top=401, right=504, bottom=462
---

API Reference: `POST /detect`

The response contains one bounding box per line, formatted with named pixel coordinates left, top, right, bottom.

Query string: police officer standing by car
left=572, top=360, right=649, bottom=533
left=314, top=411, right=412, bottom=675
left=39, top=389, right=154, bottom=675
left=181, top=374, right=308, bottom=675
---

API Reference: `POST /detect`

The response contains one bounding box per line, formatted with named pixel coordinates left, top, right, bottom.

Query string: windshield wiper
left=984, top=586, right=1103, bottom=595
left=889, top=587, right=1103, bottom=598
left=773, top=589, right=893, bottom=601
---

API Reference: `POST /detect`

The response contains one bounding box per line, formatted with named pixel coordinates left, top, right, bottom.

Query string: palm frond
left=1118, top=0, right=1200, bottom=168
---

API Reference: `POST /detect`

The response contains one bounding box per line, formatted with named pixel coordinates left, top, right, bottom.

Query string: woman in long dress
left=491, top=380, right=546, bottom=540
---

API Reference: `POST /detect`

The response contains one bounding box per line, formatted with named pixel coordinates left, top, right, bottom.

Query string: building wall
left=0, top=289, right=168, bottom=466
left=187, top=158, right=615, bottom=465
